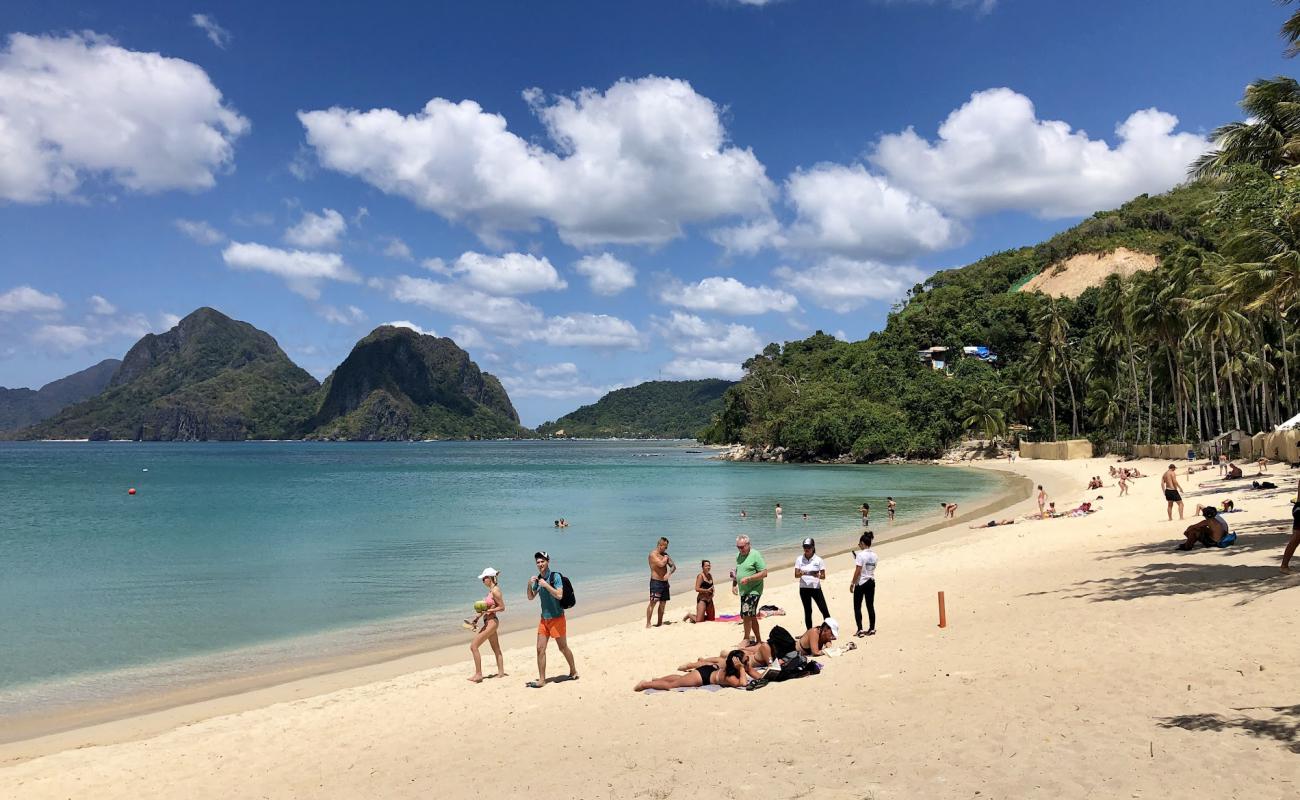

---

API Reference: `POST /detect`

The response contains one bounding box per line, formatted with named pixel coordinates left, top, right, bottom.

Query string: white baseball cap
left=823, top=617, right=839, bottom=640
left=477, top=567, right=499, bottom=580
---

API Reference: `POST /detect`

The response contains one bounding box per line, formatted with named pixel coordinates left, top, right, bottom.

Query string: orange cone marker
left=937, top=591, right=947, bottom=628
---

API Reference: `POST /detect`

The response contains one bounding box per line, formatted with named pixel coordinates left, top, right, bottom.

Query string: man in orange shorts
left=527, top=551, right=577, bottom=688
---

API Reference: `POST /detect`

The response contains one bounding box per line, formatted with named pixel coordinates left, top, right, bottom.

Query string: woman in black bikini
left=634, top=650, right=760, bottom=691
left=682, top=560, right=716, bottom=622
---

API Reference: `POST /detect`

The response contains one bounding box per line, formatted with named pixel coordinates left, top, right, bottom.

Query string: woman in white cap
left=468, top=567, right=506, bottom=683
left=793, top=538, right=829, bottom=631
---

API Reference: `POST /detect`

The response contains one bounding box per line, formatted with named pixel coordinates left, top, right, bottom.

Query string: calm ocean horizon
left=0, top=439, right=1009, bottom=715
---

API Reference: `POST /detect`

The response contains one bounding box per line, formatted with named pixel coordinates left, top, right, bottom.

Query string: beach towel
left=641, top=684, right=725, bottom=694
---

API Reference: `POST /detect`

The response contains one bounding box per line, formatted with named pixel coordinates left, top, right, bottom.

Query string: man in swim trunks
left=646, top=536, right=677, bottom=628
left=887, top=497, right=896, bottom=522
left=733, top=534, right=768, bottom=646
left=1162, top=464, right=1185, bottom=521
left=527, top=551, right=577, bottom=687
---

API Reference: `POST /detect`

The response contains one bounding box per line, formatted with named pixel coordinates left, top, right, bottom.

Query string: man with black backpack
left=526, top=551, right=577, bottom=688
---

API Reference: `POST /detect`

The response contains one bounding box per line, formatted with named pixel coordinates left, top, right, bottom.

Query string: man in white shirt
left=793, top=537, right=829, bottom=631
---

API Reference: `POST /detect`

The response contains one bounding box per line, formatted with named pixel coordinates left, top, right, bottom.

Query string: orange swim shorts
left=537, top=615, right=567, bottom=639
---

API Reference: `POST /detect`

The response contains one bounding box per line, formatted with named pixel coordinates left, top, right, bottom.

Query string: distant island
left=537, top=379, right=733, bottom=439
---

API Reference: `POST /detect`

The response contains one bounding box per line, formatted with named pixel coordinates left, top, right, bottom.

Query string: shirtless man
left=646, top=536, right=677, bottom=628
left=887, top=497, right=896, bottom=522
left=1178, top=506, right=1229, bottom=550
left=1162, top=464, right=1185, bottom=521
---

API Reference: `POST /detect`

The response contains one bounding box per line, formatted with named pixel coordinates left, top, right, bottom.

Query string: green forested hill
left=305, top=325, right=526, bottom=440
left=538, top=379, right=733, bottom=439
left=20, top=308, right=320, bottom=441
left=699, top=176, right=1280, bottom=460
left=0, top=358, right=120, bottom=431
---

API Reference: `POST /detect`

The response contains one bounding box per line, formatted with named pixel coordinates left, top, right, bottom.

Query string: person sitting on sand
left=794, top=618, right=839, bottom=657
left=682, top=560, right=716, bottom=623
left=634, top=650, right=761, bottom=692
left=1177, top=506, right=1231, bottom=550
left=970, top=518, right=1016, bottom=529
left=940, top=502, right=958, bottom=519
left=467, top=567, right=507, bottom=683
left=1068, top=501, right=1096, bottom=517
left=1109, top=466, right=1119, bottom=478
left=1227, top=462, right=1244, bottom=479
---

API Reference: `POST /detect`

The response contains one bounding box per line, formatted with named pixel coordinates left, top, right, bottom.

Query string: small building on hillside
left=917, top=345, right=998, bottom=371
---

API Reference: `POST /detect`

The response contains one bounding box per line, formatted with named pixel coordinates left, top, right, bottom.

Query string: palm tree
left=1192, top=77, right=1300, bottom=178
left=1283, top=0, right=1300, bottom=57
left=961, top=387, right=1008, bottom=443
left=1035, top=299, right=1079, bottom=437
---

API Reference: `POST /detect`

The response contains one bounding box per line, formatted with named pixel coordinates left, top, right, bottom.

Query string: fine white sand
left=2, top=457, right=1298, bottom=799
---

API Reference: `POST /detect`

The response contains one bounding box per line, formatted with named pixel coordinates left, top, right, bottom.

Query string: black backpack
left=552, top=571, right=576, bottom=610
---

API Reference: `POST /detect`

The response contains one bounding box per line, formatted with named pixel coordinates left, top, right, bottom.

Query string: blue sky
left=0, top=0, right=1289, bottom=425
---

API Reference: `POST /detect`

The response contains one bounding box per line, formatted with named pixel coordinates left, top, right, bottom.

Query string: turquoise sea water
left=0, top=440, right=1006, bottom=714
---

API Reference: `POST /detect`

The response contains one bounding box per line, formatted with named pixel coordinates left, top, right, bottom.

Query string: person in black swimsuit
left=633, top=650, right=760, bottom=691
left=683, top=560, right=716, bottom=623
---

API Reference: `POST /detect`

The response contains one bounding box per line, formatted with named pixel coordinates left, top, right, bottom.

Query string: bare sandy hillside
left=1020, top=247, right=1159, bottom=298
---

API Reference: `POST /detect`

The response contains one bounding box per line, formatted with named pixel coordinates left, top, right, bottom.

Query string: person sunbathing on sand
left=634, top=650, right=760, bottom=692
left=678, top=640, right=776, bottom=673
left=970, top=519, right=1016, bottom=529
left=794, top=618, right=839, bottom=657
left=1194, top=500, right=1241, bottom=515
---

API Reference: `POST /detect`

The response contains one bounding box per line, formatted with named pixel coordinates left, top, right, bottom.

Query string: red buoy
left=128, top=488, right=137, bottom=495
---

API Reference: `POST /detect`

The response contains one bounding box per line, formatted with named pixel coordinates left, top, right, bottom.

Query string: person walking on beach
left=1037, top=485, right=1047, bottom=518
left=850, top=531, right=877, bottom=637
left=468, top=567, right=506, bottom=683
left=526, top=551, right=576, bottom=688
left=683, top=560, right=716, bottom=622
left=733, top=534, right=768, bottom=646
left=794, top=537, right=829, bottom=631
left=646, top=537, right=677, bottom=628
left=887, top=497, right=896, bottom=522
left=1162, top=464, right=1185, bottom=521
left=1282, top=481, right=1300, bottom=575
left=1118, top=472, right=1130, bottom=496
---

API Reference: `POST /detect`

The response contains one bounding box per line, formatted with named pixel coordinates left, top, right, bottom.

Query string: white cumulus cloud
left=774, top=256, right=927, bottom=313
left=783, top=163, right=963, bottom=260
left=0, top=285, right=65, bottom=314
left=660, top=276, right=798, bottom=316
left=0, top=32, right=248, bottom=203
left=530, top=313, right=642, bottom=348
left=502, top=362, right=622, bottom=400
left=88, top=295, right=117, bottom=315
left=284, top=208, right=347, bottom=249
left=382, top=236, right=414, bottom=261
left=388, top=275, right=546, bottom=330
left=427, top=251, right=566, bottom=295
left=870, top=88, right=1210, bottom=218
left=653, top=311, right=762, bottom=360
left=573, top=253, right=636, bottom=295
left=318, top=304, right=367, bottom=325
left=299, top=76, right=774, bottom=247
left=174, top=218, right=225, bottom=245
left=221, top=242, right=360, bottom=299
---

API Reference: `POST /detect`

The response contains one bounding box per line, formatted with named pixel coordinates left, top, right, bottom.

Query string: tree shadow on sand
left=1097, top=521, right=1292, bottom=561
left=1157, top=705, right=1300, bottom=753
left=1029, top=558, right=1297, bottom=605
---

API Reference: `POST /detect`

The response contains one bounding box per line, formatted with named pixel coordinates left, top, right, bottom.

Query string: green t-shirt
left=735, top=548, right=767, bottom=596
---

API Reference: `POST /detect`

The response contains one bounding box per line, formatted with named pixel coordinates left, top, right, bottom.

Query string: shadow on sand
left=1097, top=521, right=1292, bottom=561
left=1157, top=704, right=1300, bottom=753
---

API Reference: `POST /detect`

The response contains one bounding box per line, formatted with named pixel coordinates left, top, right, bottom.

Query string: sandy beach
left=2, top=456, right=1297, bottom=799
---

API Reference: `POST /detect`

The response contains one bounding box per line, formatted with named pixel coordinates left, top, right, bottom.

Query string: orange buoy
left=128, top=488, right=137, bottom=495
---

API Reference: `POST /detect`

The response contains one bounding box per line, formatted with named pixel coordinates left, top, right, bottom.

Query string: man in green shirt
left=732, top=534, right=768, bottom=645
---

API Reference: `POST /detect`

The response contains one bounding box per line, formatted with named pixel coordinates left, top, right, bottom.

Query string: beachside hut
left=1284, top=429, right=1300, bottom=464
left=1251, top=432, right=1268, bottom=459
left=1208, top=430, right=1249, bottom=461
left=1265, top=431, right=1286, bottom=461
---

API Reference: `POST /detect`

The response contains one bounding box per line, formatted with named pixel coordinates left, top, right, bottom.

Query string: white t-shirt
left=854, top=549, right=878, bottom=585
left=794, top=554, right=825, bottom=589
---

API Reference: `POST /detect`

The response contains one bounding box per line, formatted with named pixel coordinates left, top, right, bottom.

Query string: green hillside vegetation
left=305, top=325, right=526, bottom=441
left=20, top=308, right=320, bottom=441
left=0, top=358, right=120, bottom=431
left=701, top=35, right=1300, bottom=461
left=538, top=379, right=733, bottom=439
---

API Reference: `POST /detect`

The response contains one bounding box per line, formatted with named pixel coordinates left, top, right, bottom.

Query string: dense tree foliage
left=538, top=379, right=732, bottom=439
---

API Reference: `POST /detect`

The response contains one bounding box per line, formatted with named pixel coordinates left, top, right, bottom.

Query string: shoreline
left=0, top=461, right=1029, bottom=761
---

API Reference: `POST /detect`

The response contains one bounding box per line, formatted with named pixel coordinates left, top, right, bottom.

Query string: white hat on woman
left=477, top=567, right=499, bottom=580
